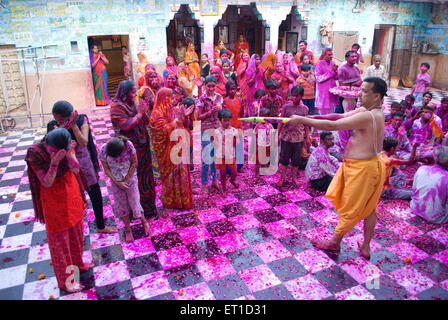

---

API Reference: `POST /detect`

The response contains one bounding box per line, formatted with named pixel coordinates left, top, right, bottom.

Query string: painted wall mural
left=0, top=0, right=443, bottom=75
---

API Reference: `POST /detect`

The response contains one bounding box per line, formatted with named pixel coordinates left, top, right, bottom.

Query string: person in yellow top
left=184, top=42, right=201, bottom=80
left=380, top=136, right=418, bottom=201
left=287, top=77, right=387, bottom=260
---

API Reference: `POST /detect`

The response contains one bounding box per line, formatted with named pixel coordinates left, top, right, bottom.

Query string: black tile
left=416, top=286, right=448, bottom=300
left=252, top=284, right=296, bottom=300
left=0, top=213, right=9, bottom=226
left=225, top=247, right=264, bottom=272
left=373, top=227, right=402, bottom=247
left=147, top=292, right=176, bottom=300
left=407, top=216, right=439, bottom=233
left=25, top=260, right=55, bottom=283
left=89, top=216, right=116, bottom=234
left=233, top=189, right=259, bottom=201
left=96, top=280, right=136, bottom=300
left=206, top=219, right=237, bottom=237
left=0, top=248, right=29, bottom=269
left=412, top=257, right=448, bottom=283
left=30, top=230, right=47, bottom=247
left=151, top=232, right=183, bottom=251
left=363, top=275, right=411, bottom=300
left=0, top=285, right=24, bottom=300
left=165, top=263, right=204, bottom=290
left=117, top=223, right=148, bottom=242
left=278, top=234, right=313, bottom=255
left=10, top=155, right=26, bottom=162
left=0, top=179, right=21, bottom=187
left=126, top=253, right=162, bottom=278
left=267, top=257, right=308, bottom=282
left=92, top=245, right=125, bottom=266
left=295, top=199, right=325, bottom=213
left=408, top=235, right=446, bottom=255
left=207, top=273, right=250, bottom=300
left=288, top=214, right=322, bottom=231
left=369, top=250, right=406, bottom=274
left=186, top=239, right=222, bottom=261
left=11, top=200, right=33, bottom=212
left=262, top=194, right=291, bottom=207
left=314, top=266, right=358, bottom=294
left=220, top=202, right=248, bottom=218
left=4, top=220, right=34, bottom=238
left=171, top=212, right=201, bottom=229
left=0, top=193, right=15, bottom=204
left=5, top=165, right=26, bottom=173
left=79, top=268, right=96, bottom=291
left=254, top=208, right=284, bottom=224
left=324, top=243, right=359, bottom=264
left=17, top=184, right=30, bottom=193
left=242, top=226, right=276, bottom=245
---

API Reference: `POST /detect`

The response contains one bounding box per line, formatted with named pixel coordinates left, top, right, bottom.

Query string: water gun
left=238, top=117, right=290, bottom=124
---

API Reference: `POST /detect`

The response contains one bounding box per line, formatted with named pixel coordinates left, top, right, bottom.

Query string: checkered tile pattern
left=0, top=87, right=447, bottom=300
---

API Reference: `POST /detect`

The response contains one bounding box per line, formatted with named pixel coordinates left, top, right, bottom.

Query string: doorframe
left=371, top=24, right=397, bottom=83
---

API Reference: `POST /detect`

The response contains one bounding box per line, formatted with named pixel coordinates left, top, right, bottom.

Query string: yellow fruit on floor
left=38, top=274, right=45, bottom=280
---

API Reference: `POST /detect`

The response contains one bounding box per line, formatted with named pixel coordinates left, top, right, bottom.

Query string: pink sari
left=246, top=54, right=266, bottom=115
left=163, top=56, right=178, bottom=87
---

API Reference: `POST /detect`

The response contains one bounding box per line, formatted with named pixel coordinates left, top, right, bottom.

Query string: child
left=277, top=86, right=309, bottom=187
left=99, top=137, right=151, bottom=243
left=215, top=108, right=239, bottom=197
left=380, top=137, right=418, bottom=200
left=252, top=89, right=266, bottom=117
left=385, top=102, right=402, bottom=125
left=222, top=59, right=238, bottom=85
left=298, top=53, right=315, bottom=73
left=197, top=75, right=222, bottom=193
left=411, top=62, right=431, bottom=105
left=295, top=64, right=316, bottom=115
left=260, top=79, right=283, bottom=128
left=224, top=80, right=244, bottom=172
left=253, top=108, right=274, bottom=177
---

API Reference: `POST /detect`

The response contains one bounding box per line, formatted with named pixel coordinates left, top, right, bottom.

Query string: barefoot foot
left=311, top=238, right=341, bottom=252
left=358, top=240, right=371, bottom=260
left=79, top=261, right=95, bottom=272
left=97, top=226, right=118, bottom=234
left=125, top=229, right=134, bottom=243
left=142, top=220, right=151, bottom=236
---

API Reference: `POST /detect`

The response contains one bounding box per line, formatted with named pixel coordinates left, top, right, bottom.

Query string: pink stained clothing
left=197, top=91, right=223, bottom=132
left=384, top=124, right=411, bottom=159
left=435, top=107, right=448, bottom=133
left=411, top=164, right=448, bottom=224
left=99, top=140, right=137, bottom=182
left=315, top=59, right=338, bottom=115
left=110, top=175, right=143, bottom=218
left=414, top=72, right=431, bottom=93
left=279, top=102, right=309, bottom=143
left=337, top=63, right=362, bottom=86
left=214, top=126, right=239, bottom=164
left=305, top=145, right=341, bottom=181
left=246, top=55, right=266, bottom=113
left=254, top=122, right=274, bottom=147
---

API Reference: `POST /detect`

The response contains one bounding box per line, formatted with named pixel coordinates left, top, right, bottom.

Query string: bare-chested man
left=288, top=77, right=387, bottom=259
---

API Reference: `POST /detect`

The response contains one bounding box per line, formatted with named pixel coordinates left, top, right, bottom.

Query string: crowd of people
left=25, top=37, right=448, bottom=293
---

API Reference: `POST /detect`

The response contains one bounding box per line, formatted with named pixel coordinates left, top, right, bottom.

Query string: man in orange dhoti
left=288, top=77, right=387, bottom=259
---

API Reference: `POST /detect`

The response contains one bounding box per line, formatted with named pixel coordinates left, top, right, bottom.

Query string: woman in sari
left=137, top=52, right=149, bottom=87
left=163, top=56, right=178, bottom=87
left=90, top=45, right=110, bottom=106
left=184, top=42, right=201, bottom=81
left=209, top=65, right=227, bottom=97
left=236, top=52, right=251, bottom=111
left=178, top=62, right=196, bottom=97
left=260, top=52, right=277, bottom=80
left=150, top=88, right=194, bottom=210
left=271, top=61, right=295, bottom=100
left=246, top=54, right=267, bottom=114
left=234, top=35, right=250, bottom=70
left=214, top=39, right=234, bottom=65
left=110, top=80, right=157, bottom=217
left=26, top=128, right=91, bottom=292
left=280, top=51, right=300, bottom=89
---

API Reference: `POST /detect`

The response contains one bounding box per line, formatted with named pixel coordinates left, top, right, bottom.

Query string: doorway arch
left=214, top=3, right=266, bottom=57
left=166, top=4, right=201, bottom=64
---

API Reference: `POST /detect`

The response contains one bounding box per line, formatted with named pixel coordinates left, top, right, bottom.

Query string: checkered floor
left=0, top=87, right=447, bottom=300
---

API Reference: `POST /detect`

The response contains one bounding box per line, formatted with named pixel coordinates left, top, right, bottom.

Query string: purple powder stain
left=283, top=189, right=312, bottom=202
left=196, top=255, right=236, bottom=281
left=264, top=220, right=298, bottom=239
left=177, top=225, right=212, bottom=245
left=213, top=232, right=249, bottom=254
left=131, top=271, right=171, bottom=300
left=241, top=198, right=272, bottom=212
left=228, top=214, right=261, bottom=231
left=149, top=217, right=176, bottom=236
left=252, top=240, right=291, bottom=263
left=274, top=203, right=306, bottom=219
left=157, top=246, right=193, bottom=270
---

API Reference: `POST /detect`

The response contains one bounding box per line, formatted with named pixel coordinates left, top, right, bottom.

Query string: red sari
left=25, top=143, right=88, bottom=289
left=150, top=88, right=194, bottom=209
left=237, top=61, right=249, bottom=105
left=234, top=40, right=249, bottom=70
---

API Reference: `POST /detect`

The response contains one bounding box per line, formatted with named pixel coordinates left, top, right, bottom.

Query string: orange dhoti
left=326, top=155, right=386, bottom=237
